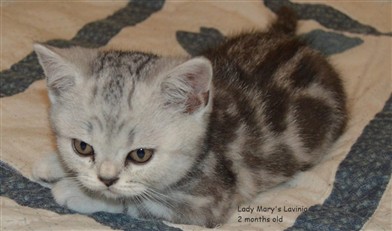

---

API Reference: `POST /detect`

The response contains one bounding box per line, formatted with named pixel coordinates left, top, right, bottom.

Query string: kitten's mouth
left=101, top=186, right=141, bottom=197
left=101, top=188, right=122, bottom=199
left=90, top=180, right=147, bottom=199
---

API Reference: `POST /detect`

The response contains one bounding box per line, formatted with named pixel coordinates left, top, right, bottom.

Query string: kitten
left=32, top=8, right=347, bottom=228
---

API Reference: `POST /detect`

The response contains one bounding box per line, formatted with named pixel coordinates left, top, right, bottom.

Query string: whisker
left=137, top=192, right=156, bottom=220
left=145, top=188, right=176, bottom=210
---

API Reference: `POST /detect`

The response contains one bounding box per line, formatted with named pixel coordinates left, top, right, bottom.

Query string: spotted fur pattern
left=33, top=8, right=346, bottom=228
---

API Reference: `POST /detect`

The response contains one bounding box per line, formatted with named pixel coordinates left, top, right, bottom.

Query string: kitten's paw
left=52, top=178, right=123, bottom=214
left=32, top=153, right=66, bottom=187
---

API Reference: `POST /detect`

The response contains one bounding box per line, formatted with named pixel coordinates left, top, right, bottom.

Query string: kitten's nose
left=98, top=176, right=119, bottom=187
left=98, top=161, right=119, bottom=187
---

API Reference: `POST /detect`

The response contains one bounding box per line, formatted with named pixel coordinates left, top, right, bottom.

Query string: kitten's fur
left=33, top=8, right=347, bottom=228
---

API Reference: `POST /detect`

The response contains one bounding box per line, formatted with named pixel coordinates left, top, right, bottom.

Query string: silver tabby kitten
left=33, top=8, right=346, bottom=228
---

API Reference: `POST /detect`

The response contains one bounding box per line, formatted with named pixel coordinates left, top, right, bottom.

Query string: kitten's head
left=34, top=44, right=213, bottom=199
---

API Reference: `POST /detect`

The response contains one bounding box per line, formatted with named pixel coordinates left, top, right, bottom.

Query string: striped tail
left=269, top=7, right=298, bottom=36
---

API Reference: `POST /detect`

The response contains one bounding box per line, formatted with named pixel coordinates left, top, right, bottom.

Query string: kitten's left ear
left=33, top=43, right=97, bottom=103
left=162, top=57, right=213, bottom=114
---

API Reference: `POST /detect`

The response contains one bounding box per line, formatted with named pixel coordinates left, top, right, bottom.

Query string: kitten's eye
left=72, top=139, right=94, bottom=156
left=127, top=148, right=154, bottom=164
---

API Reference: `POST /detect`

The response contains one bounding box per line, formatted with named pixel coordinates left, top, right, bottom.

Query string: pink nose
left=98, top=176, right=119, bottom=187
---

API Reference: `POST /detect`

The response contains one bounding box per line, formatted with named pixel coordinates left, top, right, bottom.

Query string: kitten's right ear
left=162, top=57, right=213, bottom=114
left=33, top=43, right=77, bottom=103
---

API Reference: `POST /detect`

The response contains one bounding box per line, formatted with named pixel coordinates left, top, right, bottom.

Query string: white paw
left=32, top=153, right=66, bottom=187
left=126, top=205, right=141, bottom=218
left=52, top=178, right=124, bottom=214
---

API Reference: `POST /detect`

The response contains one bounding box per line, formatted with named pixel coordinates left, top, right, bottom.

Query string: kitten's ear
left=33, top=44, right=96, bottom=103
left=34, top=44, right=77, bottom=103
left=162, top=57, right=213, bottom=114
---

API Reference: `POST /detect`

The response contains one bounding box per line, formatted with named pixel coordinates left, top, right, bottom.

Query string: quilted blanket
left=1, top=1, right=391, bottom=230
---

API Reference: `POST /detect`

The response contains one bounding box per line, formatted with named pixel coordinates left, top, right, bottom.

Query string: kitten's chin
left=101, top=189, right=123, bottom=200
left=101, top=189, right=148, bottom=201
left=99, top=185, right=147, bottom=200
left=79, top=176, right=148, bottom=200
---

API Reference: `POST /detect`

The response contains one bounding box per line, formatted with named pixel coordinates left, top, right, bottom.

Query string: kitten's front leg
left=52, top=178, right=124, bottom=214
left=32, top=153, right=66, bottom=187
